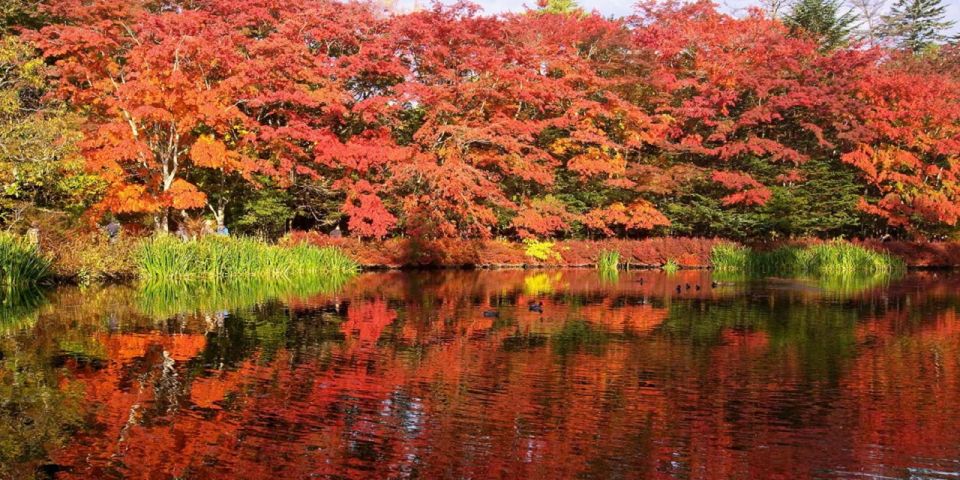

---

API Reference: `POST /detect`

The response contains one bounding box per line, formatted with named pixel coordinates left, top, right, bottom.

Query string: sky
left=395, top=0, right=960, bottom=34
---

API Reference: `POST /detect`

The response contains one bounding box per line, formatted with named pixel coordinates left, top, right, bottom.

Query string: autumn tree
left=839, top=65, right=960, bottom=237
left=10, top=0, right=960, bottom=241
left=375, top=5, right=667, bottom=239
left=629, top=2, right=845, bottom=237
left=0, top=15, right=99, bottom=226
left=34, top=0, right=397, bottom=233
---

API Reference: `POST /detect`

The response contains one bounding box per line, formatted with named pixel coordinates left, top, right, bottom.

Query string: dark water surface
left=2, top=270, right=960, bottom=479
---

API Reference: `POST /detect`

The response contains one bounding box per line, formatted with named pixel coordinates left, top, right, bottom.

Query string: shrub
left=48, top=231, right=139, bottom=283
left=523, top=239, right=561, bottom=262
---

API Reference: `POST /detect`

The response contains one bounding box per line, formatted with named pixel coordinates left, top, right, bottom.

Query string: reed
left=710, top=241, right=905, bottom=277
left=0, top=233, right=51, bottom=287
left=597, top=250, right=620, bottom=273
left=662, top=258, right=680, bottom=274
left=709, top=243, right=750, bottom=272
left=136, top=235, right=359, bottom=281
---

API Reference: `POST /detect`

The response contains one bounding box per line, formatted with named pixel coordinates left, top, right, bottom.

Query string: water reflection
left=0, top=286, right=46, bottom=334
left=0, top=270, right=958, bottom=479
left=137, top=274, right=353, bottom=320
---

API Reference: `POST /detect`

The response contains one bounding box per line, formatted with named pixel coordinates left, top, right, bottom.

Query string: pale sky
left=396, top=0, right=960, bottom=34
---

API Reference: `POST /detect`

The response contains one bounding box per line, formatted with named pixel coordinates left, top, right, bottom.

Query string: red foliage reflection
left=22, top=271, right=960, bottom=479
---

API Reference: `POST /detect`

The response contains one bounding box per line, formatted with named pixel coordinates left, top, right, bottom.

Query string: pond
left=2, top=269, right=960, bottom=479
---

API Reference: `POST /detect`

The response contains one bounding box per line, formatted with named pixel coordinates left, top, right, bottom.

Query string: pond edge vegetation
left=710, top=241, right=906, bottom=277
left=0, top=229, right=938, bottom=293
left=0, top=232, right=51, bottom=288
left=136, top=235, right=359, bottom=282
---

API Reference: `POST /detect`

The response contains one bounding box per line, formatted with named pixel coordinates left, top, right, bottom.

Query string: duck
left=528, top=301, right=544, bottom=313
left=483, top=310, right=499, bottom=318
left=685, top=283, right=691, bottom=290
left=675, top=285, right=682, bottom=294
left=695, top=284, right=701, bottom=291
left=711, top=281, right=719, bottom=288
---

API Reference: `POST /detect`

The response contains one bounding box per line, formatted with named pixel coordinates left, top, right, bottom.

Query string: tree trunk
left=155, top=208, right=170, bottom=233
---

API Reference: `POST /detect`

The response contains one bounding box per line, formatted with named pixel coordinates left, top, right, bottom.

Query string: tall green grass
left=710, top=241, right=905, bottom=277
left=709, top=243, right=751, bottom=273
left=0, top=232, right=50, bottom=287
left=136, top=235, right=359, bottom=281
left=597, top=250, right=620, bottom=273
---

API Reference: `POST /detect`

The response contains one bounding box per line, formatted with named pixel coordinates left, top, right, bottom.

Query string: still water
left=2, top=269, right=960, bottom=479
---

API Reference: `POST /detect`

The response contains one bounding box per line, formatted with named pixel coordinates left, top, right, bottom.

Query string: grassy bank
left=0, top=233, right=50, bottom=288
left=711, top=241, right=905, bottom=277
left=137, top=235, right=358, bottom=282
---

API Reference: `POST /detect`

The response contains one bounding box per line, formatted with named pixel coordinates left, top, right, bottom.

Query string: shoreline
left=30, top=234, right=960, bottom=286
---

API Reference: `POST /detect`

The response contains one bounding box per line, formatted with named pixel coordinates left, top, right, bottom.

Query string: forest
left=0, top=0, right=958, bottom=251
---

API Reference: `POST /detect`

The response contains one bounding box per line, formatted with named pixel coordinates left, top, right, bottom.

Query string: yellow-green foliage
left=523, top=272, right=561, bottom=295
left=523, top=239, right=561, bottom=262
left=0, top=38, right=101, bottom=220
left=137, top=235, right=359, bottom=281
left=663, top=259, right=680, bottom=274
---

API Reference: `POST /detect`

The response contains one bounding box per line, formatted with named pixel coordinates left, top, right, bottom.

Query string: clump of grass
left=136, top=235, right=358, bottom=281
left=597, top=250, right=620, bottom=273
left=662, top=258, right=680, bottom=274
left=709, top=243, right=750, bottom=272
left=0, top=232, right=51, bottom=287
left=800, top=241, right=905, bottom=276
left=710, top=240, right=904, bottom=277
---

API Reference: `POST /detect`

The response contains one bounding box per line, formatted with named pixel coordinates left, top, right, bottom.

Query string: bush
left=523, top=239, right=561, bottom=262
left=47, top=231, right=139, bottom=283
